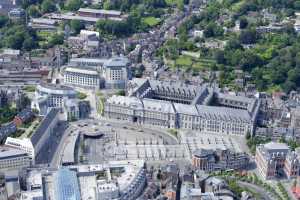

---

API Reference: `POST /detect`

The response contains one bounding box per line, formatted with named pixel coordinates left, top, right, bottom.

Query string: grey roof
left=0, top=147, right=29, bottom=160
left=196, top=105, right=251, bottom=122
left=37, top=83, right=76, bottom=96
left=61, top=133, right=79, bottom=164
left=70, top=57, right=108, bottom=65
left=0, top=122, right=17, bottom=139
left=193, top=148, right=215, bottom=158
left=104, top=56, right=129, bottom=68
left=30, top=108, right=59, bottom=146
left=64, top=67, right=99, bottom=75
left=16, top=108, right=33, bottom=121
left=107, top=95, right=143, bottom=110
left=107, top=95, right=252, bottom=122
left=263, top=142, right=289, bottom=151
left=143, top=98, right=175, bottom=113
left=174, top=103, right=198, bottom=115
left=78, top=8, right=121, bottom=16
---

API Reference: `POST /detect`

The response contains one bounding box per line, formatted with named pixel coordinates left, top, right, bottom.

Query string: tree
left=23, top=37, right=36, bottom=51
left=294, top=1, right=300, bottom=10
left=225, top=38, right=242, bottom=51
left=70, top=19, right=85, bottom=34
left=6, top=33, right=24, bottom=50
left=203, top=22, right=224, bottom=38
left=48, top=33, right=64, bottom=46
left=239, top=29, right=257, bottom=44
left=65, top=0, right=83, bottom=11
left=239, top=17, right=248, bottom=29
left=41, top=0, right=56, bottom=13
left=0, top=15, right=8, bottom=28
left=27, top=5, right=41, bottom=17
left=214, top=50, right=225, bottom=64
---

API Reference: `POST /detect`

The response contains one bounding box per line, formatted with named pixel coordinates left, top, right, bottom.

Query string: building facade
left=255, top=142, right=300, bottom=180
left=63, top=56, right=130, bottom=89
left=5, top=137, right=35, bottom=160
left=33, top=83, right=76, bottom=112
left=0, top=147, right=32, bottom=172
left=30, top=108, right=59, bottom=163
left=64, top=67, right=101, bottom=88
left=192, top=148, right=249, bottom=172
left=104, top=78, right=260, bottom=135
left=32, top=83, right=77, bottom=117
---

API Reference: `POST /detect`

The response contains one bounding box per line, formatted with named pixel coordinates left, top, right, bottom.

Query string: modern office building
left=69, top=57, right=107, bottom=69
left=104, top=78, right=260, bottom=135
left=63, top=56, right=130, bottom=89
left=78, top=8, right=122, bottom=19
left=35, top=83, right=77, bottom=107
left=30, top=108, right=59, bottom=163
left=0, top=146, right=32, bottom=172
left=64, top=67, right=101, bottom=88
left=33, top=83, right=76, bottom=115
left=255, top=142, right=300, bottom=180
left=39, top=160, right=146, bottom=200
left=102, top=57, right=130, bottom=89
left=192, top=148, right=249, bottom=172
left=0, top=122, right=17, bottom=142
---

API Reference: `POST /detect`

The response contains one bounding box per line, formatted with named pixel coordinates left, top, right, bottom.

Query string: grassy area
left=165, top=0, right=181, bottom=5
left=96, top=91, right=104, bottom=97
left=176, top=56, right=193, bottom=66
left=76, top=92, right=87, bottom=100
left=170, top=55, right=216, bottom=73
left=22, top=85, right=36, bottom=93
left=143, top=17, right=161, bottom=27
left=168, top=129, right=178, bottom=138
left=231, top=0, right=246, bottom=12
left=0, top=106, right=17, bottom=124
left=97, top=97, right=105, bottom=115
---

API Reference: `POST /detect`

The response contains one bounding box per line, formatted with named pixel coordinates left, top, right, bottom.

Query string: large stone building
left=104, top=78, right=260, bottom=135
left=255, top=142, right=300, bottom=180
left=63, top=56, right=130, bottom=89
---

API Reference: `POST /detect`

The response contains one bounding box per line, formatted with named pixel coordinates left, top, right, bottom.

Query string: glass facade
left=54, top=168, right=81, bottom=200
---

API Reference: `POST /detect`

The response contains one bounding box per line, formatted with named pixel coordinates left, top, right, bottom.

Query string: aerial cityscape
left=1, top=0, right=300, bottom=199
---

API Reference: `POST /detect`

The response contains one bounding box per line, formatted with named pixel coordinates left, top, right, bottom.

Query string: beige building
left=255, top=142, right=300, bottom=180
left=104, top=79, right=260, bottom=135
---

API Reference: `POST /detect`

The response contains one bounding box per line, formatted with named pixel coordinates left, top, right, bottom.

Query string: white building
left=27, top=160, right=146, bottom=200
left=102, top=57, right=130, bottom=89
left=32, top=83, right=76, bottom=115
left=5, top=137, right=35, bottom=160
left=64, top=56, right=130, bottom=89
left=0, top=146, right=32, bottom=172
left=64, top=67, right=101, bottom=88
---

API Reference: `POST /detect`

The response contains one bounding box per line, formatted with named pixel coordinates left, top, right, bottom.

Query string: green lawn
left=22, top=85, right=36, bottom=92
left=76, top=92, right=87, bottom=100
left=176, top=56, right=193, bottom=66
left=143, top=17, right=161, bottom=27
left=165, top=0, right=179, bottom=5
